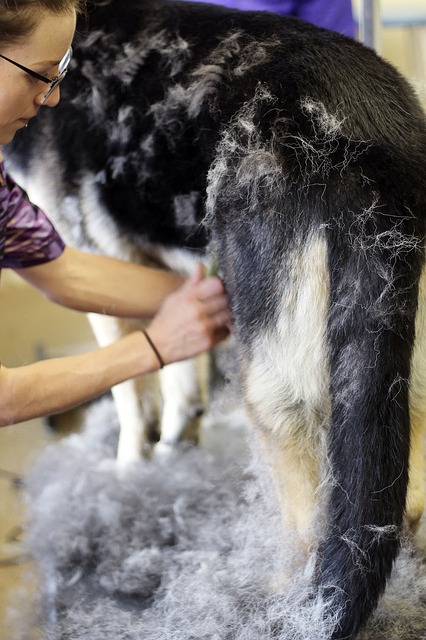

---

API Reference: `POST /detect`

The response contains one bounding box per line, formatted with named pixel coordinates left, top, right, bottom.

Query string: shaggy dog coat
left=6, top=1, right=426, bottom=638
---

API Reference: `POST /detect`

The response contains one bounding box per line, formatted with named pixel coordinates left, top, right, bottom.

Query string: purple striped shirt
left=0, top=157, right=65, bottom=269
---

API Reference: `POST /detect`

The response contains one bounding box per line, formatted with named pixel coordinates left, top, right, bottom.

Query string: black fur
left=6, top=1, right=426, bottom=638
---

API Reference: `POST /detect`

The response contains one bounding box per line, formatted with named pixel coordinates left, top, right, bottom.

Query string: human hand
left=145, top=263, right=232, bottom=366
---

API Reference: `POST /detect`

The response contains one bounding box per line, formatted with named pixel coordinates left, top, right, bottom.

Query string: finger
left=201, top=291, right=231, bottom=314
left=203, top=306, right=233, bottom=330
left=192, top=275, right=226, bottom=300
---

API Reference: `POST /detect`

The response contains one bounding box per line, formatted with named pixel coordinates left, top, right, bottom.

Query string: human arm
left=0, top=263, right=230, bottom=426
left=2, top=155, right=205, bottom=319
left=15, top=245, right=186, bottom=318
left=0, top=332, right=150, bottom=426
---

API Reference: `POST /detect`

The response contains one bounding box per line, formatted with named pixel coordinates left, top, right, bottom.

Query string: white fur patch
left=245, top=231, right=330, bottom=445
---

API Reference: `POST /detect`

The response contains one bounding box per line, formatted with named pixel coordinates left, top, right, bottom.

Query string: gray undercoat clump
left=12, top=397, right=426, bottom=640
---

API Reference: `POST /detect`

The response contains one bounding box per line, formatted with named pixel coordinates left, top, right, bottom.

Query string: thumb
left=182, top=262, right=205, bottom=289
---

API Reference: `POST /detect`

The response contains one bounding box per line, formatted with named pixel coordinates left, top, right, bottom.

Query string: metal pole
left=359, top=0, right=381, bottom=51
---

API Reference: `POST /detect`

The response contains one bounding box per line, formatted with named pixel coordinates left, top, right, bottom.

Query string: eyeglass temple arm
left=0, top=54, right=50, bottom=84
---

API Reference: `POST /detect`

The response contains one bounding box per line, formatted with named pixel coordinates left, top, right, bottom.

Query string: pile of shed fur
left=10, top=396, right=426, bottom=639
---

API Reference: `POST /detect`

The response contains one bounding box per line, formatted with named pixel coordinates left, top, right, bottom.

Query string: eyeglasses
left=0, top=47, right=72, bottom=104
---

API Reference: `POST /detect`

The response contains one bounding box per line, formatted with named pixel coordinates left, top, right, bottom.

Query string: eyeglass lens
left=40, top=47, right=72, bottom=104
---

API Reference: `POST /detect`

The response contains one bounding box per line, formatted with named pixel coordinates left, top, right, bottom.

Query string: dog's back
left=6, top=1, right=426, bottom=638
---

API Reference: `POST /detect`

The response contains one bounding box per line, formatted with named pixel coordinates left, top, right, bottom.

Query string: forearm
left=16, top=247, right=185, bottom=318
left=0, top=261, right=231, bottom=426
left=0, top=332, right=159, bottom=427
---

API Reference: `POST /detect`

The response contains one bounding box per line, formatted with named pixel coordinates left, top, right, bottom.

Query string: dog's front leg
left=407, top=267, right=426, bottom=531
left=88, top=314, right=160, bottom=463
left=154, top=357, right=205, bottom=456
left=406, top=414, right=426, bottom=531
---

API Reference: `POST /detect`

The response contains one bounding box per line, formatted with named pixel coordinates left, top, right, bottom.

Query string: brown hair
left=0, top=0, right=86, bottom=47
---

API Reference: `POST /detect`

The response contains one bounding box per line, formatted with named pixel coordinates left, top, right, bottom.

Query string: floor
left=0, top=19, right=425, bottom=639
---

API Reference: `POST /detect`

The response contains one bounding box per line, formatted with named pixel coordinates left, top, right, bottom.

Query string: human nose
left=34, top=85, right=61, bottom=108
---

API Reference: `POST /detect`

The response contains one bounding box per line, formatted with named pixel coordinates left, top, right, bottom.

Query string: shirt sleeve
left=0, top=167, right=66, bottom=270
left=296, top=0, right=356, bottom=37
left=182, top=0, right=355, bottom=36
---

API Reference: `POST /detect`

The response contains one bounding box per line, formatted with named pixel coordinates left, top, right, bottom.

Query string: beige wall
left=352, top=0, right=426, bottom=105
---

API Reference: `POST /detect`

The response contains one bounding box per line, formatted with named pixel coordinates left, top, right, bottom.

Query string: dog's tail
left=317, top=212, right=421, bottom=639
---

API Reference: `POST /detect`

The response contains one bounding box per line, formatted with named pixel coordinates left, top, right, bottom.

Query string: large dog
left=6, top=1, right=426, bottom=638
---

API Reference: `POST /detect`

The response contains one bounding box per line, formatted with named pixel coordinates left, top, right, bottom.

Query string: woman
left=0, top=0, right=231, bottom=427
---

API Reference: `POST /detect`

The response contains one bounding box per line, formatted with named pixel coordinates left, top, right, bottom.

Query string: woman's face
left=0, top=9, right=76, bottom=145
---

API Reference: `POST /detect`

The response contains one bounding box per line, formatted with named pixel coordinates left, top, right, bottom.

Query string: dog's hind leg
left=254, top=422, right=325, bottom=555
left=241, top=233, right=331, bottom=554
left=406, top=415, right=425, bottom=531
left=407, top=268, right=426, bottom=531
